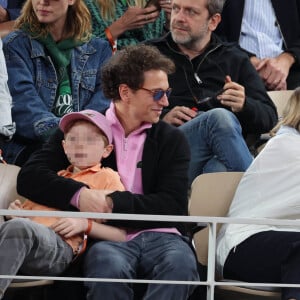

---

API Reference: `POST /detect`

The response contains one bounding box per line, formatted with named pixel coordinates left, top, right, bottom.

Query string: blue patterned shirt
left=239, top=0, right=283, bottom=58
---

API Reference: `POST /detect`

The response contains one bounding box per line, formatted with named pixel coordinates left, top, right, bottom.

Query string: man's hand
left=217, top=76, right=245, bottom=112
left=163, top=106, right=198, bottom=126
left=251, top=52, right=295, bottom=91
left=78, top=188, right=113, bottom=214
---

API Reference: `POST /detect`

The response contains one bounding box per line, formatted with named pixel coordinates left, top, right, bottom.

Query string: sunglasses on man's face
left=139, top=87, right=172, bottom=101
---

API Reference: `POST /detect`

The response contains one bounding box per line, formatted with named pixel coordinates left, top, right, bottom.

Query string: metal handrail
left=2, top=209, right=300, bottom=299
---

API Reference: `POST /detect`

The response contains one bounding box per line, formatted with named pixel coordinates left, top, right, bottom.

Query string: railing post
left=206, top=221, right=217, bottom=300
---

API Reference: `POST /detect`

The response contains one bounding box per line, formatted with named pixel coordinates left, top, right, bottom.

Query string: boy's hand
left=6, top=199, right=23, bottom=219
left=8, top=199, right=23, bottom=210
left=51, top=218, right=88, bottom=238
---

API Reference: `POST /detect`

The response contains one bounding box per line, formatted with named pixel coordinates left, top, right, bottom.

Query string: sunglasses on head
left=139, top=87, right=172, bottom=101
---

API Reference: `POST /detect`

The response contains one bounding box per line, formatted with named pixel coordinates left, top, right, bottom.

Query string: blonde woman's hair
left=272, top=87, right=300, bottom=134
left=97, top=0, right=146, bottom=20
left=15, top=0, right=92, bottom=41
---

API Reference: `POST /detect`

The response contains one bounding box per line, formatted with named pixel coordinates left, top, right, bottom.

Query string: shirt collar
left=277, top=125, right=300, bottom=136
left=105, top=102, right=152, bottom=139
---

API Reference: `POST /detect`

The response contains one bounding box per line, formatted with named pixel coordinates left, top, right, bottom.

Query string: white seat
left=189, top=172, right=281, bottom=300
left=267, top=90, right=294, bottom=119
left=0, top=164, right=53, bottom=294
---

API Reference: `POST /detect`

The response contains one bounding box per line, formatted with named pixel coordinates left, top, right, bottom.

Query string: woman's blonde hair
left=97, top=0, right=146, bottom=20
left=272, top=87, right=300, bottom=134
left=15, top=0, right=92, bottom=41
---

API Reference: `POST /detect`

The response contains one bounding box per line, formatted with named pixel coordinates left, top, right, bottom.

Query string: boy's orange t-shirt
left=21, top=164, right=125, bottom=254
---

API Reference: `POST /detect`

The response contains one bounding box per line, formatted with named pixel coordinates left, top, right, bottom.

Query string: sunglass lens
left=153, top=89, right=172, bottom=101
left=166, top=89, right=172, bottom=98
left=153, top=91, right=164, bottom=101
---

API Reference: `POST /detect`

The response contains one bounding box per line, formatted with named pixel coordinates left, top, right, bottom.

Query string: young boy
left=0, top=110, right=125, bottom=299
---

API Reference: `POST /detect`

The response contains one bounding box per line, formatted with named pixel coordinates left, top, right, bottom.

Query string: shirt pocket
left=80, top=69, right=98, bottom=92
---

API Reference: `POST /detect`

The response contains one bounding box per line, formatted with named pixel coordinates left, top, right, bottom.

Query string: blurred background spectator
left=216, top=0, right=300, bottom=90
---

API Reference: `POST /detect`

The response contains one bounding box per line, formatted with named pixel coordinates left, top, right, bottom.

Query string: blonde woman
left=85, top=0, right=172, bottom=51
left=2, top=0, right=112, bottom=166
left=216, top=87, right=300, bottom=300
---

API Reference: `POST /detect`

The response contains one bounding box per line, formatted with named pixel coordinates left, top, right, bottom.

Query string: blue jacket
left=2, top=30, right=112, bottom=164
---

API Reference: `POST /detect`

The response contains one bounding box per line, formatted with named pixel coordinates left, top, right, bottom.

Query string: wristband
left=75, top=219, right=92, bottom=256
left=105, top=27, right=117, bottom=54
left=85, top=219, right=93, bottom=235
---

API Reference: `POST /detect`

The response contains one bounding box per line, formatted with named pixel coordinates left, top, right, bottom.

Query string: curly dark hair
left=101, top=44, right=175, bottom=101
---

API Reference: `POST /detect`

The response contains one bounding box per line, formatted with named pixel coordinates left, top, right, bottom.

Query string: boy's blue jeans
left=179, top=108, right=253, bottom=184
left=84, top=232, right=199, bottom=300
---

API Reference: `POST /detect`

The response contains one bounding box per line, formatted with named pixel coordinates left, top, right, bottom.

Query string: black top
left=147, top=33, right=278, bottom=135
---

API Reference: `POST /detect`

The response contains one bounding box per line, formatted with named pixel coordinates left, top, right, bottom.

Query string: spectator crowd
left=0, top=0, right=299, bottom=300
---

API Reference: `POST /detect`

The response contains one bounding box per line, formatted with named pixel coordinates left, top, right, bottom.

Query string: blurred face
left=32, top=0, right=74, bottom=28
left=62, top=121, right=112, bottom=170
left=129, top=69, right=170, bottom=124
left=171, top=0, right=220, bottom=49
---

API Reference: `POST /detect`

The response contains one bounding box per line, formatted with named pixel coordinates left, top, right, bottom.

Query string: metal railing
left=1, top=209, right=300, bottom=299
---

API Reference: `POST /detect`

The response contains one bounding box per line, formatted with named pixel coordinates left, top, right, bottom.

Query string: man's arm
left=17, top=129, right=86, bottom=210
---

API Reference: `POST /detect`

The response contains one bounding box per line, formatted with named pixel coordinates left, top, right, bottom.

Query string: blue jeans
left=179, top=108, right=253, bottom=184
left=83, top=232, right=199, bottom=300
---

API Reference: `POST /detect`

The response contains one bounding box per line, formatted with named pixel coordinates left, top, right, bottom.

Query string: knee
left=157, top=247, right=199, bottom=281
left=174, top=252, right=199, bottom=280
left=84, top=242, right=132, bottom=278
left=1, top=218, right=35, bottom=239
left=206, top=108, right=241, bottom=133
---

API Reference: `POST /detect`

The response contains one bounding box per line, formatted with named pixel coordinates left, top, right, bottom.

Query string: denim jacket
left=2, top=30, right=111, bottom=164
